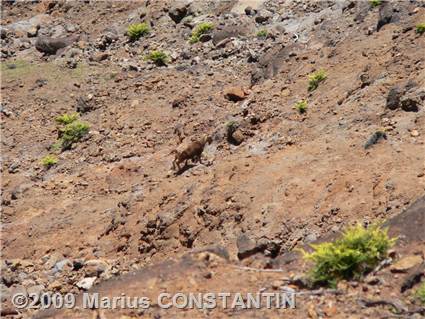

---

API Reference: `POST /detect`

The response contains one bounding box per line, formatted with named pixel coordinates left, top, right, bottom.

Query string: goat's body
left=172, top=135, right=211, bottom=171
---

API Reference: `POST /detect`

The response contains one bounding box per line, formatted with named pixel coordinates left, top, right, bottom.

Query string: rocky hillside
left=1, top=0, right=425, bottom=318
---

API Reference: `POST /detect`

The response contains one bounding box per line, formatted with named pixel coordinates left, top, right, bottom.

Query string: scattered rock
left=198, top=33, right=212, bottom=42
left=27, top=26, right=39, bottom=38
left=84, top=259, right=109, bottom=277
left=391, top=255, right=423, bottom=273
left=377, top=2, right=393, bottom=31
left=5, top=14, right=51, bottom=37
left=365, top=275, right=382, bottom=285
left=386, top=83, right=423, bottom=112
left=8, top=162, right=20, bottom=174
left=76, top=277, right=97, bottom=290
left=255, top=10, right=272, bottom=24
left=171, top=96, right=187, bottom=108
left=169, top=2, right=189, bottom=24
left=53, top=259, right=72, bottom=273
left=400, top=263, right=425, bottom=292
left=400, top=93, right=420, bottom=112
left=35, top=35, right=79, bottom=55
left=237, top=234, right=258, bottom=259
left=90, top=52, right=109, bottom=62
left=44, top=253, right=64, bottom=270
left=64, top=23, right=77, bottom=33
left=386, top=196, right=425, bottom=243
left=359, top=72, right=371, bottom=88
left=364, top=131, right=387, bottom=149
left=224, top=86, right=247, bottom=102
left=231, top=129, right=245, bottom=146
left=410, top=130, right=419, bottom=137
left=76, top=96, right=93, bottom=113
left=66, top=58, right=77, bottom=69
left=386, top=86, right=402, bottom=110
left=49, top=280, right=63, bottom=291
left=245, top=6, right=255, bottom=16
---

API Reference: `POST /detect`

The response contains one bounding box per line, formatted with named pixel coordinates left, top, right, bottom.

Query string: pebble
left=76, top=277, right=97, bottom=290
left=410, top=129, right=419, bottom=137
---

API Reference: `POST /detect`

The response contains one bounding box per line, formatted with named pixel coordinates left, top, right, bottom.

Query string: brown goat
left=172, top=135, right=212, bottom=171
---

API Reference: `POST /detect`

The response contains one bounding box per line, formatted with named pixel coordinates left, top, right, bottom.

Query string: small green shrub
left=308, top=69, right=327, bottom=92
left=40, top=154, right=58, bottom=168
left=295, top=100, right=308, bottom=114
left=189, top=22, right=214, bottom=44
left=416, top=23, right=425, bottom=35
left=302, top=223, right=396, bottom=287
left=127, top=23, right=150, bottom=41
left=256, top=29, right=268, bottom=38
left=369, top=0, right=382, bottom=7
left=145, top=50, right=169, bottom=66
left=56, top=113, right=79, bottom=125
left=55, top=120, right=90, bottom=151
left=415, top=283, right=425, bottom=305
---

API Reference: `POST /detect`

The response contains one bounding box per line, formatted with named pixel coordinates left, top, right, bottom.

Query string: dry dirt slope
left=1, top=0, right=425, bottom=318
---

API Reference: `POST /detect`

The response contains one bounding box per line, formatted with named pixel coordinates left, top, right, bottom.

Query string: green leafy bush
left=302, top=224, right=396, bottom=287
left=308, top=69, right=327, bottom=92
left=416, top=23, right=425, bottom=35
left=295, top=100, right=308, bottom=114
left=145, top=50, right=169, bottom=66
left=415, top=283, right=425, bottom=305
left=369, top=0, right=382, bottom=7
left=189, top=22, right=214, bottom=44
left=127, top=23, right=150, bottom=41
left=256, top=29, right=268, bottom=38
left=40, top=154, right=58, bottom=168
left=54, top=120, right=90, bottom=151
left=56, top=113, right=79, bottom=125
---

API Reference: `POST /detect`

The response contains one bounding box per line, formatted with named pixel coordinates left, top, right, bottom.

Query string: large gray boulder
left=35, top=35, right=79, bottom=55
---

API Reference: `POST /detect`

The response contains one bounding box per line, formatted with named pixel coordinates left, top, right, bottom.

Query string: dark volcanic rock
left=76, top=96, right=93, bottom=113
left=255, top=9, right=272, bottom=24
left=35, top=35, right=79, bottom=55
left=400, top=263, right=425, bottom=293
left=386, top=86, right=402, bottom=110
left=377, top=1, right=393, bottom=31
left=386, top=83, right=423, bottom=112
left=237, top=234, right=258, bottom=259
left=169, top=2, right=188, bottom=24
left=386, top=196, right=425, bottom=243
left=251, top=44, right=300, bottom=85
left=364, top=131, right=387, bottom=149
left=400, top=94, right=420, bottom=112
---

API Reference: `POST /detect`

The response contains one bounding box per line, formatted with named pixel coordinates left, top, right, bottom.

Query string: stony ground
left=1, top=0, right=425, bottom=318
